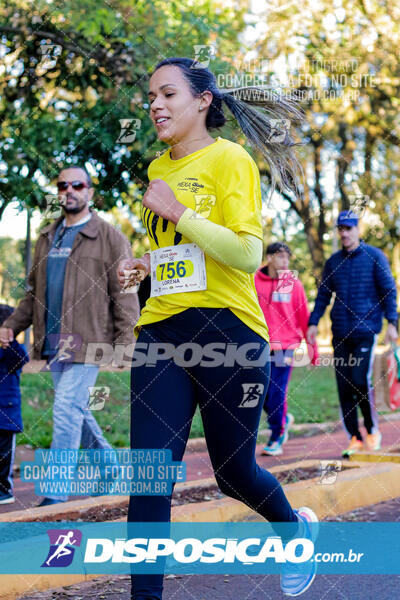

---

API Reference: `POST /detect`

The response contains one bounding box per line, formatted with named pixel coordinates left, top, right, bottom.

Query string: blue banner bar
left=0, top=522, right=398, bottom=574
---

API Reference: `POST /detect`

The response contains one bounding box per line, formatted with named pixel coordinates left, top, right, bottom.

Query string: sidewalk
left=2, top=414, right=400, bottom=515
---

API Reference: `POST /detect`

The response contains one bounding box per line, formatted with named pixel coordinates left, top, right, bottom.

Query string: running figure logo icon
left=42, top=529, right=82, bottom=568
left=317, top=461, right=342, bottom=485
left=192, top=45, right=216, bottom=68
left=39, top=44, right=62, bottom=69
left=41, top=334, right=82, bottom=372
left=117, top=118, right=141, bottom=143
left=193, top=194, right=216, bottom=218
left=44, top=194, right=67, bottom=220
left=267, top=119, right=290, bottom=143
left=348, top=194, right=369, bottom=218
left=86, top=386, right=110, bottom=411
left=275, top=270, right=298, bottom=293
left=239, top=384, right=265, bottom=408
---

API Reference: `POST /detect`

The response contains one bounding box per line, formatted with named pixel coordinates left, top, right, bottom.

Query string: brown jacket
left=4, top=210, right=139, bottom=362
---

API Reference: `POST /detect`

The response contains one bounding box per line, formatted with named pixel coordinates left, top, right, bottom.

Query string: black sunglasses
left=57, top=181, right=90, bottom=191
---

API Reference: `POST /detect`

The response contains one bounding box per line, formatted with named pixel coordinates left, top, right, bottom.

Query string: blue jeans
left=48, top=362, right=112, bottom=501
left=263, top=350, right=294, bottom=442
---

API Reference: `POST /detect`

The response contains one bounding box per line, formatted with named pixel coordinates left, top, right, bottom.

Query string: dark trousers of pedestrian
left=128, top=308, right=299, bottom=600
left=0, top=429, right=16, bottom=495
left=332, top=334, right=379, bottom=440
left=263, top=350, right=293, bottom=442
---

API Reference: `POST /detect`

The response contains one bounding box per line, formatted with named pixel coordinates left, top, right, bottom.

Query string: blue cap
left=337, top=210, right=359, bottom=227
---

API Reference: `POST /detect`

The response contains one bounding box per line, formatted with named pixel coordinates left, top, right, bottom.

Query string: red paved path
left=2, top=416, right=400, bottom=515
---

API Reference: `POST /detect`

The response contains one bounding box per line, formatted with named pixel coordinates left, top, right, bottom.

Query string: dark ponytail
left=153, top=57, right=304, bottom=196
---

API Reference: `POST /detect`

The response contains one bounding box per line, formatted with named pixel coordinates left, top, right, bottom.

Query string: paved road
left=19, top=573, right=400, bottom=600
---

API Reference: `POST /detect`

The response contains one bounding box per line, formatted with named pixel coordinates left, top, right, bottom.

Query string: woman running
left=118, top=57, right=318, bottom=599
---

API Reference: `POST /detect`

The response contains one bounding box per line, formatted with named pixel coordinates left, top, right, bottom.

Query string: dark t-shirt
left=43, top=220, right=89, bottom=356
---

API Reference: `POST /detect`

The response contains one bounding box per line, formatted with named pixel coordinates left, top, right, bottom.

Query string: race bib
left=150, top=243, right=207, bottom=297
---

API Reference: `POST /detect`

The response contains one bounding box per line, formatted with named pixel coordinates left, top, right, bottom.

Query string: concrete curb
left=282, top=459, right=400, bottom=519
left=5, top=575, right=100, bottom=600
left=349, top=449, right=400, bottom=464
left=171, top=459, right=400, bottom=522
left=4, top=459, right=400, bottom=600
left=0, top=477, right=217, bottom=523
left=0, top=478, right=216, bottom=599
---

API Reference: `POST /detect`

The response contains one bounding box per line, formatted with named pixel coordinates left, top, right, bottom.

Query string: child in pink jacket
left=255, top=242, right=318, bottom=455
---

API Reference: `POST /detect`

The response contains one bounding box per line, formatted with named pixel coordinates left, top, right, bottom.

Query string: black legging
left=128, top=308, right=297, bottom=599
left=332, top=334, right=378, bottom=440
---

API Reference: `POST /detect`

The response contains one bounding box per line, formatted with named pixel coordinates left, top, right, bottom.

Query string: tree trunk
left=261, top=169, right=326, bottom=283
left=302, top=214, right=325, bottom=283
left=24, top=208, right=32, bottom=353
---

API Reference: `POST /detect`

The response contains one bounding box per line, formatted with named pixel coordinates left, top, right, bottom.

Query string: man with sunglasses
left=307, top=211, right=398, bottom=457
left=0, top=166, right=139, bottom=505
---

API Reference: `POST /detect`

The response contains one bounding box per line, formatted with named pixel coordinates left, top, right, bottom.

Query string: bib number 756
left=156, top=259, right=194, bottom=281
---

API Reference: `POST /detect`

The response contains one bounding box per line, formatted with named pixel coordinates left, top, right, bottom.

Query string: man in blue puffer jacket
left=307, top=211, right=398, bottom=456
left=0, top=304, right=29, bottom=504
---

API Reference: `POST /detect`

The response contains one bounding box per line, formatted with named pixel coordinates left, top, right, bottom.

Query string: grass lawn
left=286, top=364, right=340, bottom=424
left=15, top=364, right=371, bottom=448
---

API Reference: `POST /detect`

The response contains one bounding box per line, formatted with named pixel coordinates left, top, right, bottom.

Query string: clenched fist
left=142, top=179, right=186, bottom=225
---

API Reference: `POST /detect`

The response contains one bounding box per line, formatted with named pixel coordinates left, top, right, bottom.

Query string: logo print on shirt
left=193, top=194, right=216, bottom=218
left=177, top=177, right=204, bottom=193
left=142, top=207, right=182, bottom=247
left=239, top=383, right=265, bottom=408
left=272, top=270, right=298, bottom=303
left=48, top=247, right=72, bottom=258
left=272, top=291, right=292, bottom=303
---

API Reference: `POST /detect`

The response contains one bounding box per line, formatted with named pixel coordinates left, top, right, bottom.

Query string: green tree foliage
left=0, top=236, right=27, bottom=303
left=247, top=0, right=400, bottom=281
left=0, top=0, right=245, bottom=218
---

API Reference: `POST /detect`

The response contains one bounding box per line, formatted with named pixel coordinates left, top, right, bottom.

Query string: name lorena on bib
left=150, top=243, right=207, bottom=297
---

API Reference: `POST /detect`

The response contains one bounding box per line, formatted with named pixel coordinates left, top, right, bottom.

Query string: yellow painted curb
left=282, top=460, right=400, bottom=519
left=0, top=494, right=128, bottom=524
left=349, top=450, right=400, bottom=464
left=172, top=459, right=400, bottom=522
left=0, top=477, right=217, bottom=524
left=4, top=459, right=400, bottom=600
left=0, top=574, right=100, bottom=600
